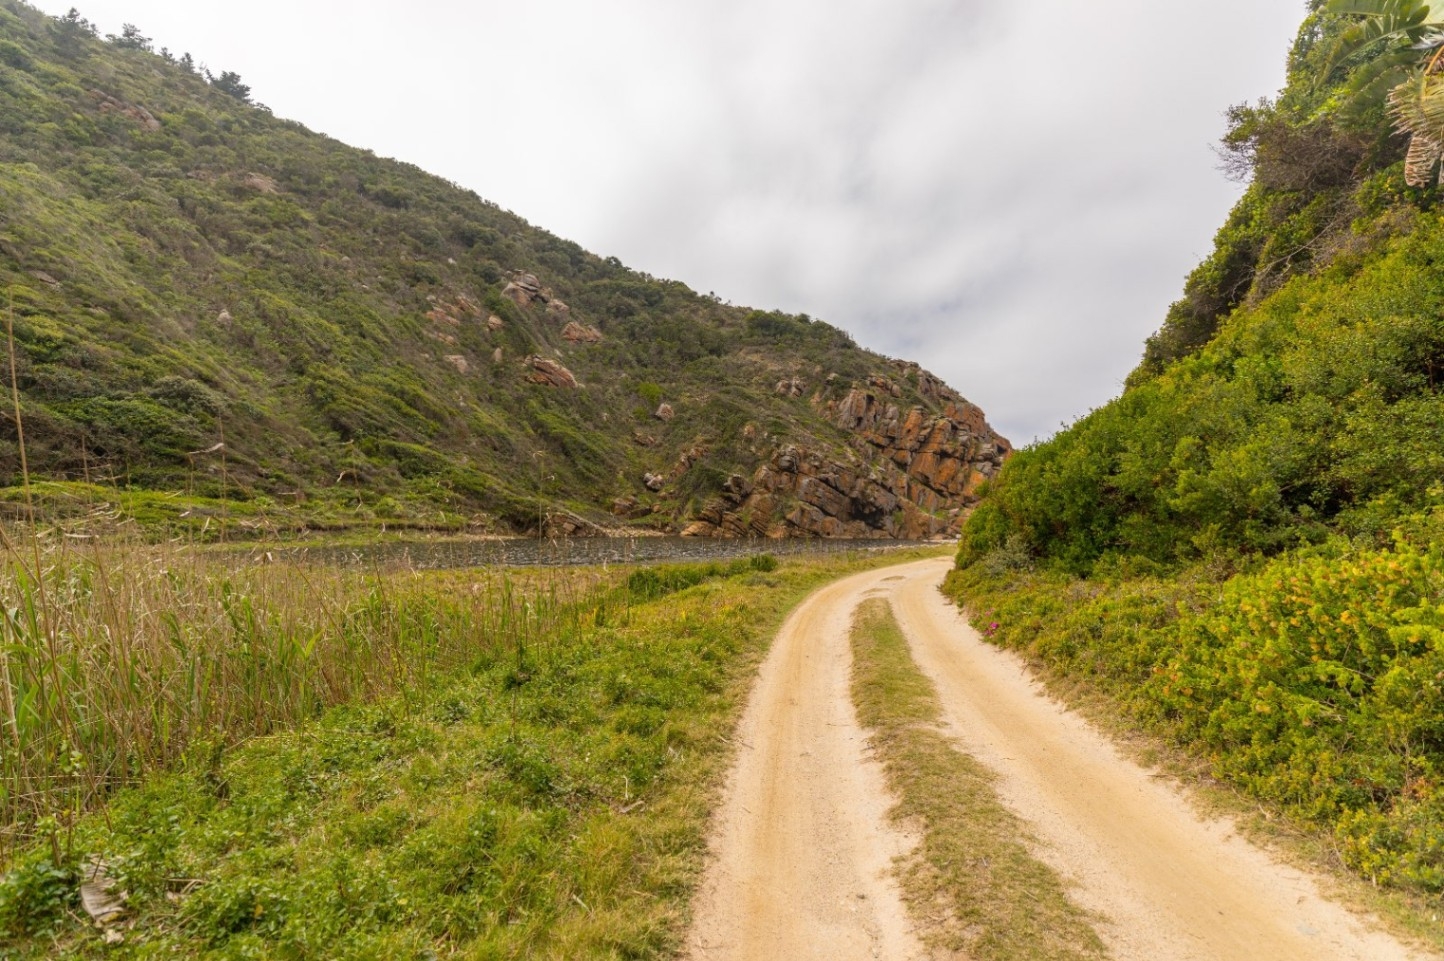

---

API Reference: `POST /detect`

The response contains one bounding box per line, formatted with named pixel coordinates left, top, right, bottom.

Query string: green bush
left=952, top=526, right=1444, bottom=892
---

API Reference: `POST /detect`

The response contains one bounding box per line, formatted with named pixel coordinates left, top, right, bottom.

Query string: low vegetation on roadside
left=849, top=599, right=1106, bottom=961
left=0, top=547, right=917, bottom=958
left=950, top=521, right=1444, bottom=896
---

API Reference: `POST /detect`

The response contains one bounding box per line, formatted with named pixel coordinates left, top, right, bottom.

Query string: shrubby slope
left=0, top=1, right=1007, bottom=537
left=953, top=0, right=1444, bottom=898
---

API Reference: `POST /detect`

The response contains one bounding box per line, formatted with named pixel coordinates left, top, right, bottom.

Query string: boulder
left=544, top=510, right=603, bottom=537
left=612, top=496, right=652, bottom=519
left=561, top=321, right=603, bottom=343
left=242, top=173, right=279, bottom=194
left=445, top=355, right=470, bottom=374
left=642, top=472, right=665, bottom=492
left=487, top=314, right=505, bottom=331
left=502, top=283, right=533, bottom=307
left=775, top=376, right=806, bottom=397
left=525, top=357, right=578, bottom=389
left=90, top=90, right=162, bottom=131
left=654, top=403, right=675, bottom=423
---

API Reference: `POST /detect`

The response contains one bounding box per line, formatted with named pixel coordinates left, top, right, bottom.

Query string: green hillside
left=0, top=1, right=1007, bottom=538
left=952, top=0, right=1444, bottom=898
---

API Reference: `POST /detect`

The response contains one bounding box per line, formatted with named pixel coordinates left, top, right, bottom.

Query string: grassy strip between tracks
left=0, top=547, right=944, bottom=959
left=849, top=599, right=1107, bottom=961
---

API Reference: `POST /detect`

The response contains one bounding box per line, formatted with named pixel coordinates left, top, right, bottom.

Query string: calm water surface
left=251, top=537, right=942, bottom=571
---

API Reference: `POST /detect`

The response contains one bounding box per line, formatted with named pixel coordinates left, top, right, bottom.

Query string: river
left=242, top=536, right=945, bottom=571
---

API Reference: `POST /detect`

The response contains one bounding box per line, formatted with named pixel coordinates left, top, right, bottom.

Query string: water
left=245, top=536, right=941, bottom=571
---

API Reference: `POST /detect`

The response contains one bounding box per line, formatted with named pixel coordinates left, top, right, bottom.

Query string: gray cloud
left=30, top=0, right=1306, bottom=444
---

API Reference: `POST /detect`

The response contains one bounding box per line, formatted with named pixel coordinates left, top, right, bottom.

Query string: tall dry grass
left=0, top=527, right=608, bottom=859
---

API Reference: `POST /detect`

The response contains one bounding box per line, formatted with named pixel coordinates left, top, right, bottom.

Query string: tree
left=179, top=52, right=196, bottom=73
left=53, top=7, right=98, bottom=52
left=209, top=70, right=252, bottom=104
left=58, top=8, right=96, bottom=35
left=109, top=23, right=152, bottom=52
left=1323, top=0, right=1444, bottom=184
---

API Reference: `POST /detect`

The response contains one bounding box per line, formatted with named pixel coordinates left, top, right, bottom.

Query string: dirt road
left=685, top=557, right=1430, bottom=961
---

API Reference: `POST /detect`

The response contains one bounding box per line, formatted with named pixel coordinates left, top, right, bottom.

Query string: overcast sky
left=30, top=0, right=1306, bottom=445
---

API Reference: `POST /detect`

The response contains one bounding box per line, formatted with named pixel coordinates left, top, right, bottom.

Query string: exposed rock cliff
left=679, top=373, right=1010, bottom=540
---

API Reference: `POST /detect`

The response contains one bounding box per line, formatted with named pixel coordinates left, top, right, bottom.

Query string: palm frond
left=1320, top=0, right=1441, bottom=82
left=1388, top=69, right=1444, bottom=183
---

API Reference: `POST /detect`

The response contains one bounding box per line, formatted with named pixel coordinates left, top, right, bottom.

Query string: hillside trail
left=683, top=557, right=1431, bottom=961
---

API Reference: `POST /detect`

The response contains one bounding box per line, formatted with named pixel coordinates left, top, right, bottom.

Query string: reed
left=0, top=529, right=610, bottom=860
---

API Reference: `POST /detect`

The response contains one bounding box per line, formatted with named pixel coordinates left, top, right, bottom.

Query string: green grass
left=0, top=548, right=932, bottom=958
left=848, top=599, right=1106, bottom=961
left=0, top=531, right=617, bottom=845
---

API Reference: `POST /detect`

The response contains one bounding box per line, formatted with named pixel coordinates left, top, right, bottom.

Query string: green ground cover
left=0, top=547, right=937, bottom=958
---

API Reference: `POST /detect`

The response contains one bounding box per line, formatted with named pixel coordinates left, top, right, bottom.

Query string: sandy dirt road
left=684, top=563, right=927, bottom=961
left=685, top=556, right=1432, bottom=961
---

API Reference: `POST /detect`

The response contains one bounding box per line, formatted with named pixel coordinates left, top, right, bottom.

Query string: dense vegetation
left=952, top=0, right=1444, bottom=897
left=0, top=1, right=953, bottom=535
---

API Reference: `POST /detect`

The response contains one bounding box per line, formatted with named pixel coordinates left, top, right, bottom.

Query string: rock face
left=89, top=90, right=161, bottom=131
left=679, top=378, right=1010, bottom=540
left=561, top=321, right=603, bottom=343
left=775, top=376, right=806, bottom=397
left=525, top=357, right=578, bottom=389
left=502, top=272, right=545, bottom=307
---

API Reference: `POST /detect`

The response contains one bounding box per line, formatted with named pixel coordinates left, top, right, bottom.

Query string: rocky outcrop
left=562, top=321, right=603, bottom=343
left=89, top=90, right=161, bottom=131
left=502, top=272, right=545, bottom=307
left=776, top=376, right=806, bottom=397
left=678, top=377, right=1010, bottom=540
left=525, top=357, right=578, bottom=389
left=543, top=510, right=604, bottom=537
left=426, top=293, right=483, bottom=327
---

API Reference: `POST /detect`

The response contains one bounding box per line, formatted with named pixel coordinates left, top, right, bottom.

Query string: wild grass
left=0, top=526, right=614, bottom=860
left=849, top=598, right=1106, bottom=961
left=0, top=549, right=926, bottom=958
